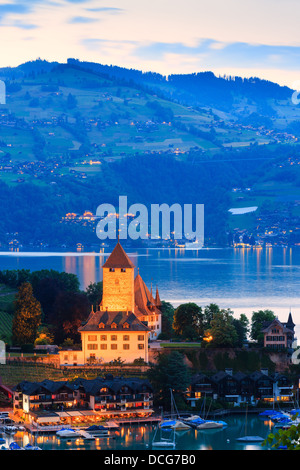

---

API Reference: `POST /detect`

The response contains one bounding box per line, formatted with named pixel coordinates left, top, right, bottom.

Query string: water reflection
left=0, top=246, right=299, bottom=338
left=6, top=415, right=271, bottom=451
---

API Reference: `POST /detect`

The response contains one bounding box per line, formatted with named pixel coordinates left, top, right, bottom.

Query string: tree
left=204, top=309, right=238, bottom=348
left=49, top=290, right=90, bottom=344
left=67, top=93, right=77, bottom=109
left=232, top=314, right=249, bottom=347
left=12, top=282, right=42, bottom=345
left=147, top=351, right=190, bottom=408
left=173, top=303, right=203, bottom=340
left=85, top=281, right=103, bottom=308
left=203, top=303, right=221, bottom=330
left=34, top=326, right=54, bottom=345
left=159, top=301, right=174, bottom=339
left=250, top=309, right=276, bottom=345
left=263, top=416, right=300, bottom=450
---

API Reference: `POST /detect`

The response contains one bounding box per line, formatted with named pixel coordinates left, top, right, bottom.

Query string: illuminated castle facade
left=59, top=242, right=162, bottom=366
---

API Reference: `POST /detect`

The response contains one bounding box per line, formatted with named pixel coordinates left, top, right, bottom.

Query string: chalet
left=187, top=368, right=294, bottom=407
left=262, top=312, right=295, bottom=351
left=185, top=372, right=215, bottom=406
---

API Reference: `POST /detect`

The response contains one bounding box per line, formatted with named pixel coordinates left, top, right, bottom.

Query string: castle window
left=123, top=344, right=130, bottom=350
left=109, top=268, right=115, bottom=272
left=100, top=344, right=107, bottom=350
left=111, top=322, right=117, bottom=329
left=123, top=335, right=129, bottom=341
left=88, top=344, right=98, bottom=350
left=111, top=344, right=117, bottom=350
left=88, top=335, right=97, bottom=341
left=138, top=344, right=144, bottom=350
left=111, top=335, right=117, bottom=341
left=121, top=268, right=126, bottom=272
left=138, top=335, right=144, bottom=341
left=100, top=335, right=107, bottom=341
left=99, top=323, right=105, bottom=329
left=123, top=322, right=129, bottom=329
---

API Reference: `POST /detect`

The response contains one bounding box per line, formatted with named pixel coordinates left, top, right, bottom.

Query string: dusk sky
left=1, top=0, right=300, bottom=87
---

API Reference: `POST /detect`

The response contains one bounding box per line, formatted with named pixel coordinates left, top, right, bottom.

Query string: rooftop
left=102, top=242, right=135, bottom=269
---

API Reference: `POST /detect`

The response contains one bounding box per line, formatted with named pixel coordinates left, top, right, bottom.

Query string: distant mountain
left=0, top=59, right=299, bottom=248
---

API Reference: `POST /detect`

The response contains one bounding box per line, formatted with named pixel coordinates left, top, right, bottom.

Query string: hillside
left=0, top=59, right=300, bottom=247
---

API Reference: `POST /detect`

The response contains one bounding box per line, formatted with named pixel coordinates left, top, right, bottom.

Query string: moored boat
left=56, top=428, right=81, bottom=438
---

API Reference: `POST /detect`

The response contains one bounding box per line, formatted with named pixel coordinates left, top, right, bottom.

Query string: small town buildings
left=262, top=312, right=295, bottom=351
left=13, top=375, right=154, bottom=425
left=59, top=241, right=162, bottom=366
left=186, top=368, right=294, bottom=407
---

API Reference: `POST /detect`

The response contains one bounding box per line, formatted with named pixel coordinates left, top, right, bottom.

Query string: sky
left=1, top=0, right=300, bottom=87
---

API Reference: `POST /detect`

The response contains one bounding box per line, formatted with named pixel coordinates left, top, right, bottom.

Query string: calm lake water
left=3, top=415, right=274, bottom=451
left=0, top=245, right=299, bottom=338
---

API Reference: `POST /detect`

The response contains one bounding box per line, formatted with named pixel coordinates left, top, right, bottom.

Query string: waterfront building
left=59, top=241, right=162, bottom=366
left=13, top=375, right=154, bottom=425
left=186, top=368, right=294, bottom=407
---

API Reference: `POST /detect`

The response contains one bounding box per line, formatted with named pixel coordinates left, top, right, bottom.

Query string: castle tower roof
left=155, top=286, right=162, bottom=307
left=103, top=242, right=135, bottom=269
left=134, top=273, right=156, bottom=314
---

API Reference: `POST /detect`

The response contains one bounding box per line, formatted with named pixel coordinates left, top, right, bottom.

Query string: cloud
left=63, top=0, right=94, bottom=3
left=133, top=39, right=300, bottom=71
left=11, top=21, right=38, bottom=29
left=85, top=7, right=124, bottom=14
left=68, top=16, right=100, bottom=24
left=81, top=38, right=137, bottom=50
left=0, top=3, right=31, bottom=16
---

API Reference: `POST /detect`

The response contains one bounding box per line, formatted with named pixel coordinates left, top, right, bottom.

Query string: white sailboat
left=160, top=390, right=191, bottom=431
left=151, top=390, right=178, bottom=448
left=236, top=405, right=264, bottom=442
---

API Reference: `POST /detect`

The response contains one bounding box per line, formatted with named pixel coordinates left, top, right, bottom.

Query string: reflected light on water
left=1, top=246, right=300, bottom=339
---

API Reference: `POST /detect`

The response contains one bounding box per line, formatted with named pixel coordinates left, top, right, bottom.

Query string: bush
left=21, top=344, right=34, bottom=353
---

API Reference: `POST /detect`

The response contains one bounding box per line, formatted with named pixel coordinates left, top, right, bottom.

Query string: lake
left=2, top=414, right=274, bottom=451
left=0, top=245, right=299, bottom=339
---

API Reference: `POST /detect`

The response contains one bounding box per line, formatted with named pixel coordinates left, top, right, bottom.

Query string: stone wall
left=148, top=346, right=291, bottom=373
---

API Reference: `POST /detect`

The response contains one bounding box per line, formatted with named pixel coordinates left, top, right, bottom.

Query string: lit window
left=88, top=335, right=97, bottom=341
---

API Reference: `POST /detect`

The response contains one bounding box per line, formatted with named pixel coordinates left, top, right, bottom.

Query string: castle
left=59, top=241, right=162, bottom=366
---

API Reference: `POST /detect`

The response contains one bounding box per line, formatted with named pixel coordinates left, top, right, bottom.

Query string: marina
left=0, top=413, right=282, bottom=450
left=1, top=406, right=299, bottom=450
